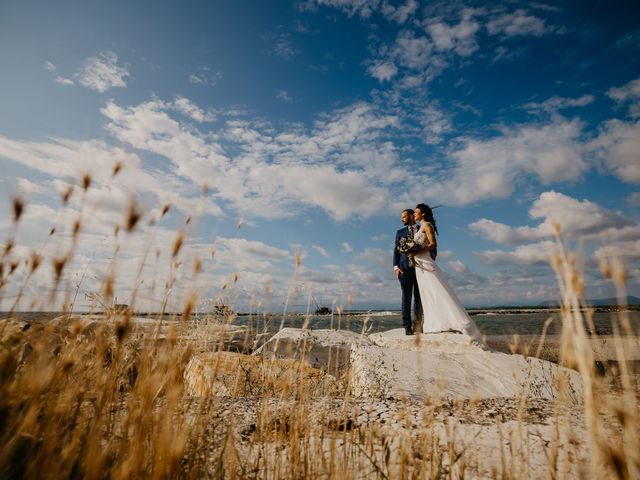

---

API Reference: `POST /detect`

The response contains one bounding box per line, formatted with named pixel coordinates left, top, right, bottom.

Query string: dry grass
left=0, top=190, right=639, bottom=479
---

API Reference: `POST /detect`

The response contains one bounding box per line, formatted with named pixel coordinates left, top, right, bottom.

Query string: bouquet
left=397, top=236, right=418, bottom=267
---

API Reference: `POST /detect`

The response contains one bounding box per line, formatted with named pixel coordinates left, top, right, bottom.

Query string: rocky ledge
left=351, top=329, right=583, bottom=402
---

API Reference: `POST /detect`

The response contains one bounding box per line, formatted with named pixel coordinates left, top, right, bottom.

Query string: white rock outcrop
left=369, top=329, right=486, bottom=353
left=350, top=329, right=583, bottom=402
left=252, top=327, right=371, bottom=376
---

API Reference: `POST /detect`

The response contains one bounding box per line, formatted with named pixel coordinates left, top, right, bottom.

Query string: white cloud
left=478, top=240, right=557, bottom=266
left=311, top=0, right=416, bottom=23
left=368, top=61, right=398, bottom=82
left=0, top=134, right=133, bottom=179
left=216, top=236, right=290, bottom=263
left=313, top=0, right=381, bottom=18
left=274, top=34, right=297, bottom=61
left=491, top=45, right=527, bottom=63
left=341, top=242, right=353, bottom=253
left=0, top=133, right=222, bottom=219
left=591, top=119, right=640, bottom=183
left=391, top=30, right=434, bottom=70
left=381, top=0, right=418, bottom=23
left=419, top=103, right=452, bottom=144
left=436, top=118, right=587, bottom=205
left=276, top=90, right=293, bottom=102
left=470, top=191, right=640, bottom=297
left=608, top=77, right=640, bottom=117
left=102, top=98, right=401, bottom=220
left=312, top=245, right=330, bottom=258
left=189, top=68, right=223, bottom=86
left=486, top=9, right=553, bottom=37
left=425, top=11, right=480, bottom=57
left=446, top=259, right=467, bottom=274
left=54, top=76, right=75, bottom=86
left=470, top=191, right=631, bottom=245
left=627, top=192, right=640, bottom=208
left=440, top=258, right=488, bottom=289
left=594, top=239, right=640, bottom=262
left=76, top=51, right=129, bottom=93
left=437, top=250, right=453, bottom=260
left=521, top=94, right=594, bottom=114
left=44, top=60, right=74, bottom=85
left=0, top=190, right=301, bottom=311
left=171, top=96, right=216, bottom=122
left=17, top=178, right=43, bottom=195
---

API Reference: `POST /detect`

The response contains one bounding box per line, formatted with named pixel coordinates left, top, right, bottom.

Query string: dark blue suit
left=393, top=225, right=422, bottom=331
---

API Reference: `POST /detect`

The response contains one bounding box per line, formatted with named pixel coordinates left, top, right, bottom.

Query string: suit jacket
left=393, top=226, right=414, bottom=272
left=393, top=225, right=438, bottom=271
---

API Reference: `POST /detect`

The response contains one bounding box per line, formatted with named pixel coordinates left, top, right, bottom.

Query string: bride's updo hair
left=415, top=203, right=438, bottom=235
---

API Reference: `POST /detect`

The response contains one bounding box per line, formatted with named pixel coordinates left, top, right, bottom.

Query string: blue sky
left=1, top=0, right=639, bottom=311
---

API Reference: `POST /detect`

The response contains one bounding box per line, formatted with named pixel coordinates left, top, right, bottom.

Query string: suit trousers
left=399, top=267, right=422, bottom=331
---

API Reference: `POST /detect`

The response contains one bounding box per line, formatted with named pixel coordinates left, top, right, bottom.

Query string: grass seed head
left=53, top=253, right=70, bottom=283
left=30, top=252, right=42, bottom=273
left=71, top=319, right=84, bottom=336
left=183, top=294, right=196, bottom=319
left=193, top=257, right=202, bottom=275
left=126, top=197, right=142, bottom=232
left=172, top=231, right=184, bottom=258
left=12, top=196, right=24, bottom=223
left=82, top=174, right=91, bottom=191
left=4, top=240, right=14, bottom=255
left=115, top=317, right=130, bottom=342
left=62, top=357, right=74, bottom=373
left=62, top=185, right=74, bottom=204
left=103, top=274, right=114, bottom=301
left=72, top=218, right=82, bottom=240
left=598, top=258, right=611, bottom=279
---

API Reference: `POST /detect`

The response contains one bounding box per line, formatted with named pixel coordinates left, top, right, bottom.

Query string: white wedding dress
left=413, top=226, right=483, bottom=341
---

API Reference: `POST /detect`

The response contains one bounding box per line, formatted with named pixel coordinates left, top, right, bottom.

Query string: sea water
left=4, top=309, right=640, bottom=337
left=232, top=309, right=640, bottom=337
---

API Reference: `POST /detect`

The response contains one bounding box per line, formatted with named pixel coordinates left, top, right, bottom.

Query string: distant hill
left=537, top=296, right=640, bottom=307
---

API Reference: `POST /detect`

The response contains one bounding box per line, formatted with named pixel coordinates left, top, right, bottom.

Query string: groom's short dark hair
left=402, top=208, right=414, bottom=215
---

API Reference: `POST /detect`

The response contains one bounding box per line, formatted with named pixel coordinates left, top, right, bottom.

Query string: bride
left=410, top=203, right=483, bottom=341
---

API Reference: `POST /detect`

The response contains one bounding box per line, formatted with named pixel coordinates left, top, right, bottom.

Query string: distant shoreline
left=2, top=305, right=640, bottom=319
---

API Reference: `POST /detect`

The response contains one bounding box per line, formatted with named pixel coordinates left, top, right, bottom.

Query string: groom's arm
left=393, top=230, right=401, bottom=277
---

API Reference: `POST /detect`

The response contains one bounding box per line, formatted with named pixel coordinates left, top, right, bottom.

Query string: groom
left=393, top=209, right=422, bottom=335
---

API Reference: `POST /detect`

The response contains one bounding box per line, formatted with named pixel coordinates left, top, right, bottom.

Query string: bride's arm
left=421, top=224, right=437, bottom=253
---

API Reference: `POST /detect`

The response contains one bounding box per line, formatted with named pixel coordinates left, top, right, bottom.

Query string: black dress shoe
left=405, top=328, right=414, bottom=336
